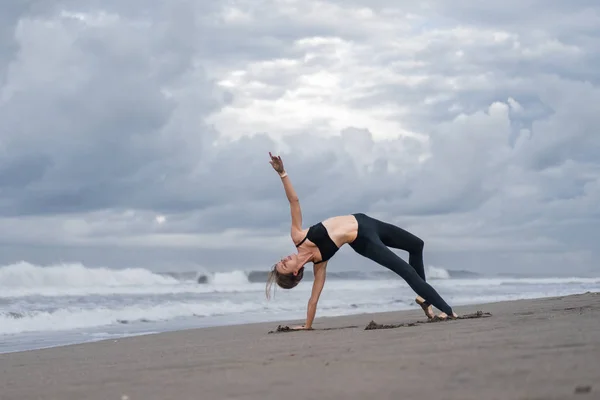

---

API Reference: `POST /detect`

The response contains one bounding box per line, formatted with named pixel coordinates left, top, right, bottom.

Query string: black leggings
left=349, top=213, right=454, bottom=315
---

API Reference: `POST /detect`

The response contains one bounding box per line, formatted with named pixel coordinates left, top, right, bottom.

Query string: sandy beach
left=1, top=292, right=599, bottom=400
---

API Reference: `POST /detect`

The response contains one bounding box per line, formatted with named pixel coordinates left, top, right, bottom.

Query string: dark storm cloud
left=0, top=1, right=225, bottom=217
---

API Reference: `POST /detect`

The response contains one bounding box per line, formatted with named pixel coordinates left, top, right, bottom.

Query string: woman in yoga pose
left=265, top=152, right=458, bottom=330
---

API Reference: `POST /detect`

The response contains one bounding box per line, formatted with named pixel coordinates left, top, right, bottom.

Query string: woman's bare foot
left=436, top=312, right=459, bottom=320
left=415, top=296, right=435, bottom=319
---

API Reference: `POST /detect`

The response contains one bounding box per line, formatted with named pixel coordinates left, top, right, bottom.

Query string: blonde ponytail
left=265, top=265, right=277, bottom=300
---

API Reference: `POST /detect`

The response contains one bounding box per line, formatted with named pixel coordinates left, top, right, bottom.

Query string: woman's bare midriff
left=320, top=214, right=359, bottom=247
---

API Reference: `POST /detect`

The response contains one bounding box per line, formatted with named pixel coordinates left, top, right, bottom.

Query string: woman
left=265, top=152, right=458, bottom=330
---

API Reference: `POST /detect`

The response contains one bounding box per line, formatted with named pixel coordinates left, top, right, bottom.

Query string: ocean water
left=1, top=261, right=599, bottom=354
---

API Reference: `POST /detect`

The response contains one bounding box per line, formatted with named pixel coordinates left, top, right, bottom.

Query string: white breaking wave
left=204, top=270, right=251, bottom=285
left=0, top=262, right=273, bottom=298
left=425, top=266, right=450, bottom=279
left=0, top=261, right=179, bottom=287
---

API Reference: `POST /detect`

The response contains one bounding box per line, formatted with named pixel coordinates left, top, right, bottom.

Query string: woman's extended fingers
left=268, top=152, right=284, bottom=170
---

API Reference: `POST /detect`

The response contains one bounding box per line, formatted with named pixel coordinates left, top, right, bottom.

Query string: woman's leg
left=359, top=216, right=439, bottom=315
left=353, top=237, right=454, bottom=316
left=371, top=218, right=427, bottom=281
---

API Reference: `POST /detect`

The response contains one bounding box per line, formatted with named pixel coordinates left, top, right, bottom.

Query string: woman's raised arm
left=269, top=152, right=303, bottom=236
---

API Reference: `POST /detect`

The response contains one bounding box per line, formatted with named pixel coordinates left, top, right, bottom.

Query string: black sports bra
left=295, top=222, right=340, bottom=264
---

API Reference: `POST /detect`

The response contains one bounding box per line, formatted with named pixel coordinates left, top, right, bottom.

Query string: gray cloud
left=0, top=0, right=598, bottom=276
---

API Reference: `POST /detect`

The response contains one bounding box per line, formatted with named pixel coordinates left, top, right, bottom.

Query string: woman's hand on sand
left=269, top=152, right=285, bottom=175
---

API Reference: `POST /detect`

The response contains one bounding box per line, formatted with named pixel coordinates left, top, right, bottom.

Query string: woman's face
left=276, top=253, right=301, bottom=275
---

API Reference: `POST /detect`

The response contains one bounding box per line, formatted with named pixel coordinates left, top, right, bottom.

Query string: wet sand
left=1, top=292, right=599, bottom=400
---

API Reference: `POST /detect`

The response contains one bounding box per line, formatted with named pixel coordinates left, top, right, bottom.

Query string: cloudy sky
left=0, top=0, right=598, bottom=276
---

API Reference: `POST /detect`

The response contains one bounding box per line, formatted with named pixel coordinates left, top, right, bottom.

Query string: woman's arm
left=269, top=152, right=303, bottom=236
left=280, top=174, right=303, bottom=234
left=304, top=262, right=327, bottom=329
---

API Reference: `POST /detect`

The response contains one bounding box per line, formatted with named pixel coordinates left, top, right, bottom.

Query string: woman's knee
left=413, top=237, right=424, bottom=252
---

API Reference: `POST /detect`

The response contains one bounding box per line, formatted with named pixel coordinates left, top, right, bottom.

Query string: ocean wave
left=0, top=261, right=476, bottom=298
left=0, top=293, right=417, bottom=336
left=1, top=262, right=462, bottom=287
left=0, top=261, right=180, bottom=288
left=195, top=265, right=460, bottom=284
left=0, top=262, right=238, bottom=298
left=0, top=300, right=264, bottom=335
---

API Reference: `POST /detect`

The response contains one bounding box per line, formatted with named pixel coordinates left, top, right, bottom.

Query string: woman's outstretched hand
left=269, top=152, right=285, bottom=175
